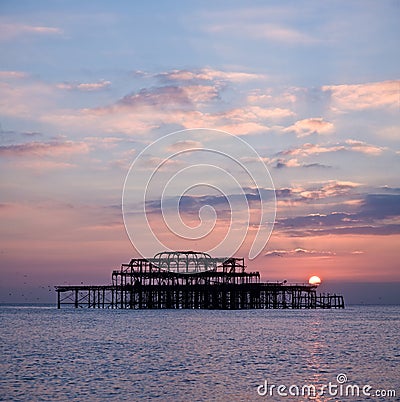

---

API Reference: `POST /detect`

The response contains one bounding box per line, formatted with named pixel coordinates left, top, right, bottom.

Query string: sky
left=0, top=0, right=399, bottom=304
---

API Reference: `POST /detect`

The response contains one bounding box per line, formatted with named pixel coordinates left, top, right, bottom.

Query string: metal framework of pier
left=55, top=251, right=344, bottom=309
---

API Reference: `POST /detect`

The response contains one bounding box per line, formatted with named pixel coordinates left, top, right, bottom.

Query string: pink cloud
left=12, top=160, right=76, bottom=171
left=220, top=106, right=294, bottom=122
left=256, top=24, right=318, bottom=44
left=281, top=143, right=344, bottom=156
left=60, top=94, right=272, bottom=136
left=0, top=81, right=54, bottom=117
left=293, top=181, right=361, bottom=200
left=1, top=68, right=273, bottom=136
left=166, top=140, right=203, bottom=152
left=280, top=140, right=385, bottom=157
left=247, top=89, right=297, bottom=106
left=181, top=85, right=219, bottom=103
left=0, top=140, right=90, bottom=157
left=322, top=80, right=399, bottom=111
left=84, top=136, right=129, bottom=150
left=344, top=139, right=384, bottom=156
left=318, top=181, right=361, bottom=197
left=0, top=70, right=28, bottom=79
left=283, top=117, right=334, bottom=137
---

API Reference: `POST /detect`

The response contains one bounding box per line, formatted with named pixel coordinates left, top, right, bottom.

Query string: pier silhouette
left=56, top=251, right=344, bottom=309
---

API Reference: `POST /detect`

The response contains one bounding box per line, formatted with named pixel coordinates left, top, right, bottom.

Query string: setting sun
left=309, top=276, right=322, bottom=285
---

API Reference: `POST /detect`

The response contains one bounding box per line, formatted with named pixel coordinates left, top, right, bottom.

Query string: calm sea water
left=0, top=305, right=399, bottom=401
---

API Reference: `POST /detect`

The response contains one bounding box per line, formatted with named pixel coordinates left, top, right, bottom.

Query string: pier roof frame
left=150, top=250, right=228, bottom=273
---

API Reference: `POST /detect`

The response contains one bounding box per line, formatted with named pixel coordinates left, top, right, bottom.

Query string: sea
left=0, top=305, right=399, bottom=401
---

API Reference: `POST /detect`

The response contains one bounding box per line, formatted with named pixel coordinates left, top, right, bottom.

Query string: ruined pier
left=55, top=251, right=344, bottom=309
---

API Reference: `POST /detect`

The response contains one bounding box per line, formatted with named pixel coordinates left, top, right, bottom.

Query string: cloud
left=156, top=68, right=266, bottom=83
left=247, top=88, right=297, bottom=106
left=116, top=86, right=191, bottom=109
left=295, top=182, right=360, bottom=201
left=0, top=22, right=63, bottom=41
left=56, top=80, right=111, bottom=92
left=283, top=118, right=334, bottom=137
left=110, top=84, right=219, bottom=109
left=265, top=248, right=336, bottom=257
left=302, top=162, right=332, bottom=169
left=143, top=188, right=275, bottom=218
left=207, top=22, right=317, bottom=45
left=48, top=83, right=271, bottom=136
left=109, top=148, right=137, bottom=171
left=132, top=154, right=184, bottom=173
left=274, top=158, right=300, bottom=169
left=264, top=248, right=368, bottom=258
left=221, top=106, right=294, bottom=122
left=84, top=136, right=133, bottom=150
left=379, top=126, right=399, bottom=140
left=145, top=193, right=230, bottom=216
left=0, top=81, right=54, bottom=117
left=272, top=158, right=331, bottom=169
left=381, top=186, right=400, bottom=194
left=273, top=181, right=360, bottom=202
left=276, top=193, right=400, bottom=237
left=289, top=224, right=400, bottom=237
left=279, top=140, right=385, bottom=157
left=279, top=143, right=345, bottom=157
left=166, top=140, right=203, bottom=152
left=278, top=212, right=356, bottom=229
left=253, top=24, right=318, bottom=44
left=322, top=80, right=399, bottom=112
left=0, top=140, right=89, bottom=157
left=318, top=181, right=361, bottom=197
left=344, top=139, right=384, bottom=156
left=275, top=180, right=361, bottom=203
left=359, top=194, right=400, bottom=220
left=275, top=188, right=293, bottom=199
left=0, top=71, right=28, bottom=79
left=181, top=85, right=220, bottom=104
left=12, top=160, right=76, bottom=171
left=4, top=67, right=392, bottom=147
left=0, top=129, right=42, bottom=145
left=214, top=121, right=268, bottom=136
left=0, top=67, right=273, bottom=136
